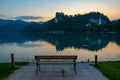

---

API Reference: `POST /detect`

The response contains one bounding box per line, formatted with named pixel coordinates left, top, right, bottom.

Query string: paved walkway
left=7, top=62, right=108, bottom=80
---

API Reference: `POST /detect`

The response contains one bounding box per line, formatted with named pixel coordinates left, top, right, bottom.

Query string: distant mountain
left=0, top=19, right=40, bottom=32
left=0, top=19, right=13, bottom=26
left=111, top=19, right=120, bottom=22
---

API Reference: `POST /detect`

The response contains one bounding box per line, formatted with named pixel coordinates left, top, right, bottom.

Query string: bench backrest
left=35, top=55, right=77, bottom=60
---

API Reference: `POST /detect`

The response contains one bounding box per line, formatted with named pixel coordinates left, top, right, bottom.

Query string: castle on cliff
left=55, top=12, right=109, bottom=25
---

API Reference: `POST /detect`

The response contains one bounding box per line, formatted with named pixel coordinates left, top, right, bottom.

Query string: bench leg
left=39, top=64, right=41, bottom=71
left=74, top=63, right=76, bottom=75
left=36, top=64, right=41, bottom=75
left=36, top=64, right=38, bottom=75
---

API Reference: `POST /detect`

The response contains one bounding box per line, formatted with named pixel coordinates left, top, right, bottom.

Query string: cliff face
left=54, top=12, right=110, bottom=25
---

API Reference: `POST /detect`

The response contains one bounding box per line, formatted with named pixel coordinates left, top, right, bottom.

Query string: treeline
left=94, top=19, right=120, bottom=32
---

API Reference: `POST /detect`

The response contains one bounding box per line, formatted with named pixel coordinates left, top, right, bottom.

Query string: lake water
left=0, top=32, right=120, bottom=62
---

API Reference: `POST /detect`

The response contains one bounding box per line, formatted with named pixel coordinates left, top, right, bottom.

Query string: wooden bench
left=35, top=55, right=77, bottom=74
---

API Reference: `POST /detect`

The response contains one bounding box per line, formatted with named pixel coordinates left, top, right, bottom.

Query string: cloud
left=0, top=15, right=14, bottom=20
left=0, top=15, right=51, bottom=22
left=15, top=16, right=43, bottom=20
left=0, top=15, right=6, bottom=17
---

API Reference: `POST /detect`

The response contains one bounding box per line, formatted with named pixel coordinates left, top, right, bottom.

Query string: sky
left=0, top=0, right=120, bottom=22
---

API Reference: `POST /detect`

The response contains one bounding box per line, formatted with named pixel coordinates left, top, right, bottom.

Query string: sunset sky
left=0, top=0, right=120, bottom=22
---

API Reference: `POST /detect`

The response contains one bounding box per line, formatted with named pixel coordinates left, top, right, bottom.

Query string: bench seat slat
left=37, top=61, right=75, bottom=64
left=35, top=56, right=77, bottom=60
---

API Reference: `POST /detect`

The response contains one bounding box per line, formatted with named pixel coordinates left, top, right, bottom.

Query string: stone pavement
left=6, top=62, right=108, bottom=80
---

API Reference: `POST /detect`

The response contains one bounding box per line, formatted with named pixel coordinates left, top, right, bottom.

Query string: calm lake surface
left=0, top=32, right=120, bottom=62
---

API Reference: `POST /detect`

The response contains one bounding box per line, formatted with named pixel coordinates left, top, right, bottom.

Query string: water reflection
left=0, top=32, right=120, bottom=51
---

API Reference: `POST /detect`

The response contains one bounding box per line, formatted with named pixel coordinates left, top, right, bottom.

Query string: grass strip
left=95, top=61, right=120, bottom=80
left=0, top=62, right=29, bottom=80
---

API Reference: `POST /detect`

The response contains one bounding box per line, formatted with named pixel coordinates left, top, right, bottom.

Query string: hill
left=22, top=12, right=112, bottom=33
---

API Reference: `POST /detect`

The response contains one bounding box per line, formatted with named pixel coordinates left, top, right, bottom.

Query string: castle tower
left=98, top=16, right=102, bottom=25
left=55, top=12, right=64, bottom=23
